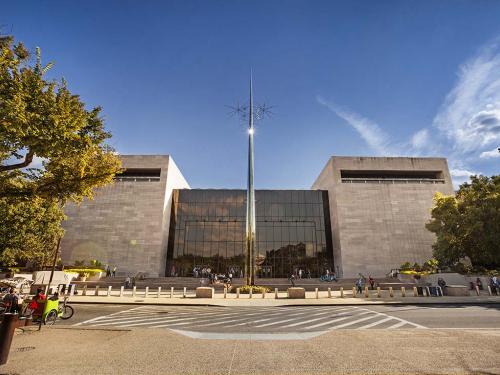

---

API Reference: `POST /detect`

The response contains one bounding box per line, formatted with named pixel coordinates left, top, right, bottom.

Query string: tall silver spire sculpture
left=245, top=74, right=256, bottom=286
left=227, top=74, right=272, bottom=286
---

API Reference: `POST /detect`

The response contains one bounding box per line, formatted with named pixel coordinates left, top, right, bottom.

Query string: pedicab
left=26, top=294, right=74, bottom=326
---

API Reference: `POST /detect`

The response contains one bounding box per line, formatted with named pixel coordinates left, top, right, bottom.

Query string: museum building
left=61, top=155, right=454, bottom=278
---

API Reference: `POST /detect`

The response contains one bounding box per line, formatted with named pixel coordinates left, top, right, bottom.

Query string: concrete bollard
left=157, top=286, right=161, bottom=298
left=212, top=288, right=215, bottom=298
left=364, top=286, right=369, bottom=298
left=389, top=287, right=394, bottom=297
left=120, top=286, right=124, bottom=297
left=487, top=286, right=492, bottom=296
left=352, top=287, right=356, bottom=298
left=107, top=286, right=112, bottom=296
left=249, top=288, right=253, bottom=299
left=0, top=313, right=19, bottom=365
left=275, top=288, right=278, bottom=299
left=82, top=284, right=87, bottom=296
left=401, top=287, right=406, bottom=297
left=377, top=287, right=381, bottom=298
left=170, top=287, right=174, bottom=298
left=224, top=288, right=227, bottom=298
left=236, top=288, right=240, bottom=298
left=132, top=286, right=136, bottom=297
left=315, top=288, right=319, bottom=299
left=475, top=285, right=480, bottom=296
left=145, top=286, right=149, bottom=298
left=183, top=287, right=186, bottom=298
left=262, top=290, right=265, bottom=298
left=340, top=287, right=344, bottom=298
left=94, top=286, right=99, bottom=296
left=413, top=287, right=418, bottom=297
left=328, top=287, right=331, bottom=298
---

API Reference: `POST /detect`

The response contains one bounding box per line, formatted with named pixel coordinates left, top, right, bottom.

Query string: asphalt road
left=59, top=303, right=500, bottom=338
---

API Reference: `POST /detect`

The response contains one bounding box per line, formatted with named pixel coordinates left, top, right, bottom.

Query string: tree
left=0, top=35, right=121, bottom=267
left=0, top=196, right=65, bottom=268
left=0, top=35, right=121, bottom=203
left=426, top=175, right=500, bottom=269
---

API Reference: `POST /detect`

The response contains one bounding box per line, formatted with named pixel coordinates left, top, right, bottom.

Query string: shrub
left=230, top=285, right=271, bottom=294
left=65, top=268, right=104, bottom=277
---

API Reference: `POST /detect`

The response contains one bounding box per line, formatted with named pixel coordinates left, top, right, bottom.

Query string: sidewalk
left=67, top=290, right=500, bottom=306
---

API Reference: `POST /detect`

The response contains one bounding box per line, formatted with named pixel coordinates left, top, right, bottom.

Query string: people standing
left=289, top=273, right=296, bottom=287
left=368, top=275, right=375, bottom=290
left=106, top=266, right=111, bottom=277
left=298, top=269, right=303, bottom=279
left=125, top=276, right=131, bottom=289
left=112, top=266, right=117, bottom=277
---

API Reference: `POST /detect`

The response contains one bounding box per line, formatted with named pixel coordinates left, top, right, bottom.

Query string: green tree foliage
left=0, top=35, right=121, bottom=202
left=0, top=35, right=121, bottom=267
left=426, top=175, right=500, bottom=268
left=0, top=196, right=65, bottom=268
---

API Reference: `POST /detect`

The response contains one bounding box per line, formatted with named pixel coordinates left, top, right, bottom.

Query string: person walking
left=298, top=269, right=303, bottom=279
left=112, top=266, right=117, bottom=277
left=124, top=276, right=131, bottom=289
left=106, top=266, right=111, bottom=277
left=355, top=278, right=364, bottom=295
left=289, top=273, right=296, bottom=287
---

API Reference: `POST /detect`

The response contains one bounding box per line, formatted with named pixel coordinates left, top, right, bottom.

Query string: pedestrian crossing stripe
left=74, top=305, right=426, bottom=333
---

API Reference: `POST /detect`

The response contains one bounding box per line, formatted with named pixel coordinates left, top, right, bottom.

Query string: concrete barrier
left=170, top=287, right=174, bottom=298
left=487, top=286, right=492, bottom=296
left=389, top=287, right=394, bottom=297
left=446, top=285, right=469, bottom=296
left=94, top=286, right=99, bottom=296
left=340, top=287, right=344, bottom=298
left=132, top=286, right=136, bottom=297
left=262, top=290, right=265, bottom=298
left=107, top=286, right=112, bottom=296
left=352, top=287, right=356, bottom=298
left=413, top=287, right=418, bottom=297
left=183, top=287, right=186, bottom=298
left=275, top=288, right=278, bottom=299
left=195, top=287, right=213, bottom=298
left=119, top=286, right=124, bottom=297
left=224, top=288, right=227, bottom=298
left=157, top=286, right=161, bottom=298
left=287, top=287, right=305, bottom=299
left=82, top=285, right=87, bottom=296
left=401, top=287, right=406, bottom=297
left=236, top=288, right=240, bottom=298
left=364, top=286, right=369, bottom=298
left=315, top=288, right=319, bottom=299
left=327, top=287, right=331, bottom=298
left=376, top=287, right=381, bottom=298
left=145, top=286, right=149, bottom=298
left=249, top=288, right=253, bottom=298
left=475, top=285, right=480, bottom=296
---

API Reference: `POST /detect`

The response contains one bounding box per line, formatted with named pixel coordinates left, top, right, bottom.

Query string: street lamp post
left=245, top=75, right=256, bottom=286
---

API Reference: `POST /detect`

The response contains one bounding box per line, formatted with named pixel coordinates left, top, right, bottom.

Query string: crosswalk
left=74, top=306, right=426, bottom=335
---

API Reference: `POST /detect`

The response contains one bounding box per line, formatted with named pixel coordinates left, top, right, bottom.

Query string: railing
left=114, top=177, right=160, bottom=182
left=341, top=178, right=446, bottom=184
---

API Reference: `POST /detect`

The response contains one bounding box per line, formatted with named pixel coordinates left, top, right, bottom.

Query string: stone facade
left=312, top=156, right=454, bottom=278
left=60, top=155, right=189, bottom=277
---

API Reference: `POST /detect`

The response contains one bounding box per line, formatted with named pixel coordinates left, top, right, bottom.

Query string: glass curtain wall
left=166, top=189, right=333, bottom=278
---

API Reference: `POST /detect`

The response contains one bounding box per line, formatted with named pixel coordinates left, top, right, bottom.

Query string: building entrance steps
left=73, top=277, right=410, bottom=291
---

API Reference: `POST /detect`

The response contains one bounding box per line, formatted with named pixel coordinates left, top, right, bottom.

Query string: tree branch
left=0, top=150, right=35, bottom=172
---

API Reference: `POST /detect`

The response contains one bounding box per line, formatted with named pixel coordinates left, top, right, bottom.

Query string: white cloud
left=432, top=38, right=500, bottom=155
left=316, top=96, right=393, bottom=155
left=410, top=128, right=430, bottom=151
left=479, top=148, right=500, bottom=159
left=450, top=168, right=477, bottom=178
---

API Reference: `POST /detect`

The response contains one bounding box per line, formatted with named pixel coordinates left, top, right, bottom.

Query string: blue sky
left=3, top=1, right=500, bottom=188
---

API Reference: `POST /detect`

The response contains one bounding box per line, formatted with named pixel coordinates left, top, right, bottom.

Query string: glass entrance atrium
left=166, top=189, right=334, bottom=278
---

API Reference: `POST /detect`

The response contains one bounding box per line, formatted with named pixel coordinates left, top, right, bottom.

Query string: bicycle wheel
left=44, top=309, right=58, bottom=326
left=60, top=305, right=74, bottom=320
